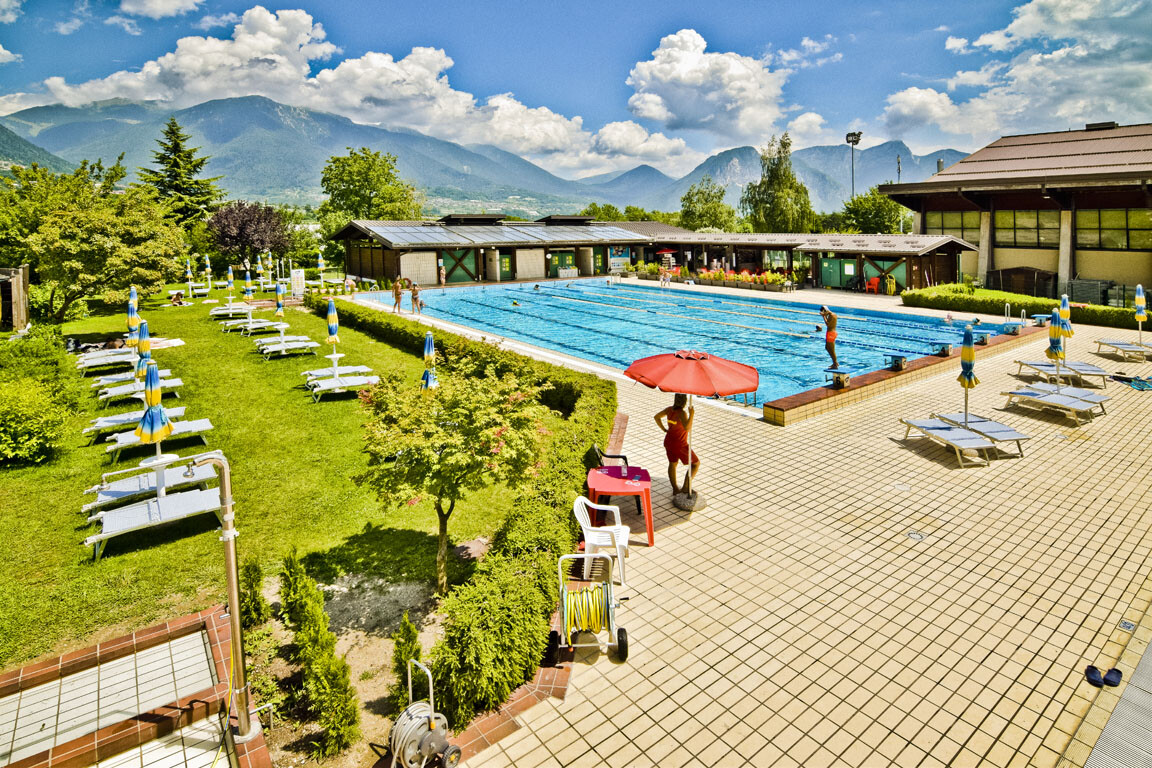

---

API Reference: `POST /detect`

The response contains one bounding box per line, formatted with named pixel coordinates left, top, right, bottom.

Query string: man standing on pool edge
left=820, top=306, right=839, bottom=368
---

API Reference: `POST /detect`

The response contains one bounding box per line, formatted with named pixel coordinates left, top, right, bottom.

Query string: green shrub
left=302, top=293, right=616, bottom=728
left=28, top=284, right=89, bottom=323
left=278, top=547, right=312, bottom=629
left=902, top=284, right=1143, bottom=329
left=239, top=557, right=271, bottom=629
left=0, top=327, right=85, bottom=409
left=307, top=653, right=361, bottom=757
left=390, top=611, right=424, bottom=708
left=296, top=598, right=336, bottom=678
left=0, top=380, right=70, bottom=465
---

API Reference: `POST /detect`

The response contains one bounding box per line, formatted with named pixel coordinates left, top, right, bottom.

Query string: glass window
left=995, top=211, right=1015, bottom=229
left=925, top=210, right=981, bottom=245
left=1038, top=210, right=1060, bottom=229
left=994, top=209, right=1060, bottom=248
left=1015, top=210, right=1037, bottom=229
left=1038, top=228, right=1061, bottom=247
left=1076, top=208, right=1152, bottom=250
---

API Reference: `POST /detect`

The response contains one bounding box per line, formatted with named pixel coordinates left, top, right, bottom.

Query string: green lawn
left=0, top=285, right=515, bottom=667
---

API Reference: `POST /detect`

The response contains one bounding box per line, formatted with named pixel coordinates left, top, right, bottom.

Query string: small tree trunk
left=55, top=293, right=75, bottom=322
left=433, top=498, right=455, bottom=595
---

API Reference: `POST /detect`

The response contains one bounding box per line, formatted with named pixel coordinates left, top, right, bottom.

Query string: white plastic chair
left=573, top=496, right=629, bottom=588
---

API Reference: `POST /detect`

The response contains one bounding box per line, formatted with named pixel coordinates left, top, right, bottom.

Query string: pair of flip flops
left=1086, top=665, right=1123, bottom=687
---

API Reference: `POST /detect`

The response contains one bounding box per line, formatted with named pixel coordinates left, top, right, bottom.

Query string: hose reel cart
left=546, top=553, right=628, bottom=664
left=387, top=659, right=461, bottom=768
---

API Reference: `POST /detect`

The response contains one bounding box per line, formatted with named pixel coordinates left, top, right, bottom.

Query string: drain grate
left=1120, top=620, right=1137, bottom=632
left=906, top=531, right=927, bottom=541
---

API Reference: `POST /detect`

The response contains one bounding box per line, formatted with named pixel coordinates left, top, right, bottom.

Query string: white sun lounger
left=90, top=369, right=171, bottom=388
left=1095, top=339, right=1147, bottom=361
left=209, top=303, right=254, bottom=317
left=1015, top=360, right=1110, bottom=388
left=75, top=351, right=137, bottom=370
left=82, top=463, right=217, bottom=512
left=933, top=413, right=1031, bottom=457
left=311, top=375, right=380, bottom=402
left=98, top=378, right=183, bottom=405
left=85, top=488, right=222, bottom=561
left=262, top=340, right=319, bottom=359
left=105, top=418, right=214, bottom=461
left=302, top=365, right=372, bottom=381
left=84, top=406, right=187, bottom=434
left=900, top=418, right=995, bottom=467
left=256, top=334, right=311, bottom=348
left=76, top=347, right=136, bottom=362
left=1021, top=382, right=1109, bottom=409
left=236, top=319, right=286, bottom=336
left=1001, top=390, right=1103, bottom=426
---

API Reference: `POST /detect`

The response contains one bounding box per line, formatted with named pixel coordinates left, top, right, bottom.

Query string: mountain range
left=0, top=95, right=967, bottom=215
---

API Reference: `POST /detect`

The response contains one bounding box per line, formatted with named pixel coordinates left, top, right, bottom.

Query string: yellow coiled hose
left=565, top=585, right=609, bottom=637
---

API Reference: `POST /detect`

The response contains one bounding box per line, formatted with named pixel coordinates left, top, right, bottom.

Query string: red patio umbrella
left=624, top=350, right=759, bottom=503
left=655, top=248, right=677, bottom=255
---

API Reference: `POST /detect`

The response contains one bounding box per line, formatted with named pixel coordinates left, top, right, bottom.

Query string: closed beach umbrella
left=255, top=254, right=264, bottom=278
left=126, top=288, right=140, bottom=347
left=275, top=282, right=285, bottom=318
left=1058, top=294, right=1074, bottom=357
left=326, top=298, right=339, bottom=344
left=1135, top=284, right=1146, bottom=347
left=957, top=325, right=979, bottom=427
left=624, top=350, right=759, bottom=505
left=203, top=255, right=212, bottom=290
left=317, top=252, right=326, bottom=287
left=1046, top=308, right=1064, bottom=392
left=134, top=319, right=151, bottom=380
left=184, top=258, right=193, bottom=297
left=134, top=359, right=173, bottom=446
left=421, top=330, right=438, bottom=390
left=226, top=265, right=234, bottom=292
left=243, top=270, right=253, bottom=300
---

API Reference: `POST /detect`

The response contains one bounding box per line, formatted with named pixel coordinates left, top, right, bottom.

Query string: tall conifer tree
left=740, top=133, right=816, bottom=233
left=137, top=117, right=223, bottom=226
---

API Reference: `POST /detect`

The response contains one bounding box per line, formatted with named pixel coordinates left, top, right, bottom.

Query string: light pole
left=845, top=131, right=862, bottom=199
left=897, top=154, right=903, bottom=233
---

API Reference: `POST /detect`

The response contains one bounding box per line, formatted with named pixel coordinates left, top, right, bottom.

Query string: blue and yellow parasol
left=226, top=265, right=234, bottom=292
left=133, top=359, right=173, bottom=444
left=275, top=282, right=285, bottom=318
left=421, top=330, right=438, bottom=389
left=1136, top=284, right=1146, bottom=348
left=134, top=319, right=151, bottom=380
left=243, top=270, right=253, bottom=300
left=126, top=287, right=140, bottom=347
left=956, top=325, right=978, bottom=427
left=326, top=298, right=339, bottom=344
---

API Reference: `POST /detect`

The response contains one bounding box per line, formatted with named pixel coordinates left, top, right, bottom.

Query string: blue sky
left=1, top=0, right=1150, bottom=177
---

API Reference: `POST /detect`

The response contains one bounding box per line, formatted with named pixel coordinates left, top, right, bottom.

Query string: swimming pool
left=362, top=281, right=993, bottom=403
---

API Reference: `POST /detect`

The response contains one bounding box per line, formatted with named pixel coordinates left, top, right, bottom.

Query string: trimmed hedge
left=0, top=327, right=84, bottom=465
left=902, top=284, right=1144, bottom=330
left=303, top=294, right=617, bottom=727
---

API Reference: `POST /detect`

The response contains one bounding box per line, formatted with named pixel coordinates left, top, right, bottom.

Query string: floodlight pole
left=190, top=452, right=253, bottom=740
left=897, top=155, right=903, bottom=233
left=845, top=131, right=862, bottom=198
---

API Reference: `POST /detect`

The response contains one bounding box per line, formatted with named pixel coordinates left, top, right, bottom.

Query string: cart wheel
left=613, top=628, right=628, bottom=662
left=571, top=631, right=580, bottom=647
left=442, top=745, right=462, bottom=767
left=543, top=630, right=560, bottom=666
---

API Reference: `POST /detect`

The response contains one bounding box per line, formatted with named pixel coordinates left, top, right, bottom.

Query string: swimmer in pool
left=512, top=300, right=521, bottom=306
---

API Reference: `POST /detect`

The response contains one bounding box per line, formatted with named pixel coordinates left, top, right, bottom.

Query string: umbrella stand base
left=673, top=491, right=706, bottom=512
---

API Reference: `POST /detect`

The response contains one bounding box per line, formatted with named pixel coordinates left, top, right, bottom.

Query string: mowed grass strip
left=0, top=287, right=516, bottom=667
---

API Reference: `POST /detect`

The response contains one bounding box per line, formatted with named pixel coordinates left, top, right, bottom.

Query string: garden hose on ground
left=565, top=584, right=609, bottom=637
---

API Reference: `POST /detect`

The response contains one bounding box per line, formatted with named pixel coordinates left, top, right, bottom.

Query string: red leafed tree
left=206, top=200, right=290, bottom=260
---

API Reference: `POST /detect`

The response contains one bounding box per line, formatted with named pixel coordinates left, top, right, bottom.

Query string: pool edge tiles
left=761, top=323, right=1048, bottom=425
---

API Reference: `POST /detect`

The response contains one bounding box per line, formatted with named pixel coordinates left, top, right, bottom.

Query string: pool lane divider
left=548, top=294, right=813, bottom=339
left=570, top=288, right=817, bottom=331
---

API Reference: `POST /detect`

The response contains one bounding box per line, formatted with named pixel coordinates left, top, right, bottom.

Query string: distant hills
left=0, top=95, right=967, bottom=215
left=0, top=122, right=73, bottom=173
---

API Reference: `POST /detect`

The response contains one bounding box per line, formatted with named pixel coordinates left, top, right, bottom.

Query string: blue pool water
left=363, top=281, right=994, bottom=403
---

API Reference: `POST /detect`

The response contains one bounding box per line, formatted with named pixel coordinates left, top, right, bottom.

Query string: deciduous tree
left=739, top=133, right=816, bottom=233
left=207, top=200, right=290, bottom=261
left=137, top=117, right=223, bottom=226
left=360, top=368, right=550, bottom=595
left=680, top=174, right=736, bottom=232
left=842, top=185, right=911, bottom=234
left=578, top=202, right=624, bottom=221
left=318, top=147, right=423, bottom=221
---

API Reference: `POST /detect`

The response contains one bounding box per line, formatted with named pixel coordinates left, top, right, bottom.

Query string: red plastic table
left=586, top=466, right=654, bottom=546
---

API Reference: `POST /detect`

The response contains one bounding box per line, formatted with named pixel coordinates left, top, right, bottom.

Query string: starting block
left=933, top=343, right=954, bottom=357
left=1001, top=321, right=1024, bottom=336
left=883, top=353, right=907, bottom=372
left=825, top=367, right=852, bottom=388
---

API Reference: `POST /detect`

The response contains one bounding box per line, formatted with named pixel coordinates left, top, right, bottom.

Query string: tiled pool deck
left=454, top=294, right=1152, bottom=767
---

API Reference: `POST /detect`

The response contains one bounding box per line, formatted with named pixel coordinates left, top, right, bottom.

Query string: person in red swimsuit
left=819, top=305, right=839, bottom=368
left=655, top=393, right=699, bottom=495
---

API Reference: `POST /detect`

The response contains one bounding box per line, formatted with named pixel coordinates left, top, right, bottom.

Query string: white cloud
left=785, top=111, right=830, bottom=145
left=0, top=92, right=55, bottom=115
left=776, top=34, right=842, bottom=68
left=934, top=25, right=950, bottom=32
left=105, top=15, right=142, bottom=35
left=24, top=6, right=698, bottom=176
left=945, top=36, right=970, bottom=53
left=194, top=12, right=239, bottom=30
left=55, top=0, right=89, bottom=34
left=118, top=0, right=200, bottom=18
left=0, top=43, right=20, bottom=64
left=625, top=29, right=791, bottom=143
left=884, top=0, right=1152, bottom=142
left=0, top=0, right=21, bottom=23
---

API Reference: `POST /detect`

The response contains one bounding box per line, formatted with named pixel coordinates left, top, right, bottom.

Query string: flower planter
left=724, top=280, right=740, bottom=288
left=638, top=273, right=657, bottom=280
left=766, top=284, right=785, bottom=292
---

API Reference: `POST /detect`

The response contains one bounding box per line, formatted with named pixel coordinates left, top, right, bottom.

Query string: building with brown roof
left=880, top=122, right=1152, bottom=300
